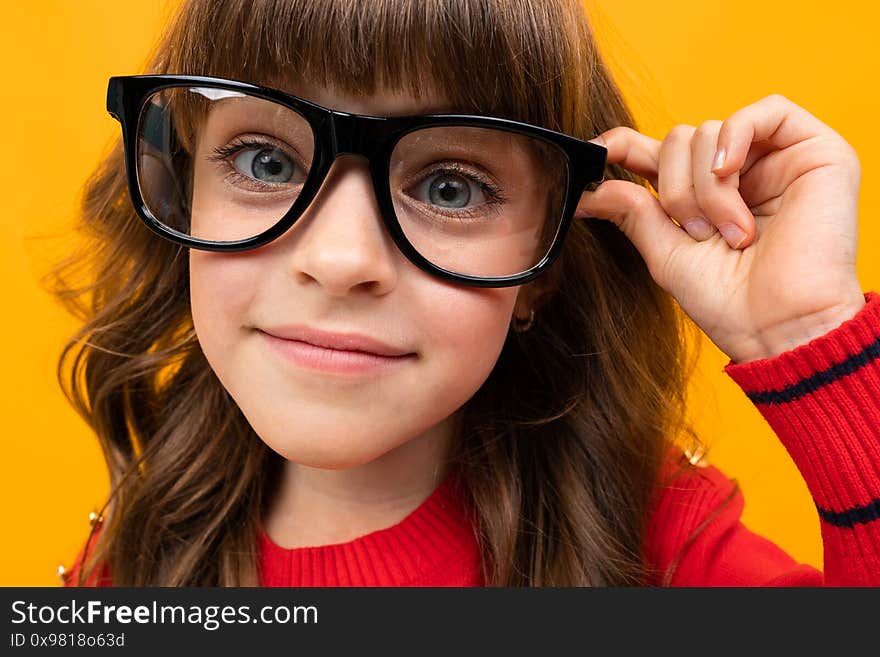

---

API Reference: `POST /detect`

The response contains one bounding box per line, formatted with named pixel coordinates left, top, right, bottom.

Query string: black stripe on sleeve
left=817, top=497, right=880, bottom=528
left=745, top=335, right=880, bottom=405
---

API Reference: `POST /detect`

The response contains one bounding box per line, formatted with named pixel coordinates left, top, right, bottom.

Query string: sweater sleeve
left=721, top=289, right=880, bottom=585
left=646, top=290, right=880, bottom=586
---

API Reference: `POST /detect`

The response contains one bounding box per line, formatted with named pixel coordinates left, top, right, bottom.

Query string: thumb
left=575, top=179, right=692, bottom=289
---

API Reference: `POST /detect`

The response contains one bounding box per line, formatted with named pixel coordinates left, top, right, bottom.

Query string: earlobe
left=511, top=275, right=558, bottom=332
left=510, top=307, right=536, bottom=333
left=512, top=282, right=540, bottom=317
left=514, top=262, right=561, bottom=314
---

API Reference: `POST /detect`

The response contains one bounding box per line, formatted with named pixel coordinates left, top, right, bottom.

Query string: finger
left=591, top=127, right=662, bottom=190
left=710, top=93, right=835, bottom=178
left=737, top=143, right=805, bottom=207
left=738, top=135, right=849, bottom=205
left=657, top=125, right=718, bottom=242
left=575, top=179, right=692, bottom=291
left=739, top=140, right=778, bottom=178
left=692, top=120, right=754, bottom=249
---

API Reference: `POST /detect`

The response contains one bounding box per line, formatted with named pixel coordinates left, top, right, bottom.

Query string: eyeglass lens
left=135, top=86, right=569, bottom=278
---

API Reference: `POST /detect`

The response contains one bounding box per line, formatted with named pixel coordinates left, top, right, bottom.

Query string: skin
left=189, top=81, right=547, bottom=548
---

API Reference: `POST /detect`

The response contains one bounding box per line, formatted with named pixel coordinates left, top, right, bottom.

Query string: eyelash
left=409, top=161, right=508, bottom=220
left=207, top=137, right=303, bottom=192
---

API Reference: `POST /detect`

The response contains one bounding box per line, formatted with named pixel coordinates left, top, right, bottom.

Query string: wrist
left=739, top=294, right=866, bottom=363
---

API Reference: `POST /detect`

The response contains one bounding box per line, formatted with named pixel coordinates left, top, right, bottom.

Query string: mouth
left=257, top=328, right=416, bottom=375
left=257, top=325, right=413, bottom=356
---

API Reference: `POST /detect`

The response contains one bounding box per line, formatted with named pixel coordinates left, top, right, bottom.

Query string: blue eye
left=416, top=171, right=489, bottom=209
left=233, top=147, right=296, bottom=183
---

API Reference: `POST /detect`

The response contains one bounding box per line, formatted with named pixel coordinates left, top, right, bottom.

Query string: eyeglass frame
left=106, top=74, right=607, bottom=289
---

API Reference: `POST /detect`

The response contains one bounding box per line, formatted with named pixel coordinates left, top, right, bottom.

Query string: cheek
left=411, top=280, right=517, bottom=395
left=189, top=250, right=257, bottom=361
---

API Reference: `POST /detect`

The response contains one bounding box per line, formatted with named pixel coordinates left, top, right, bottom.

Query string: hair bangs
left=159, top=0, right=585, bottom=130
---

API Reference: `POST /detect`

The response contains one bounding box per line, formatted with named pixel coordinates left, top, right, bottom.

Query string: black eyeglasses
left=106, top=74, right=606, bottom=288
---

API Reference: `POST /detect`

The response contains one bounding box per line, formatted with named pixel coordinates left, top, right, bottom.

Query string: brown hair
left=45, top=0, right=707, bottom=586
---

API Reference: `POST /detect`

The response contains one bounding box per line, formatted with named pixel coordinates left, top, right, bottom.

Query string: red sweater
left=64, top=291, right=880, bottom=587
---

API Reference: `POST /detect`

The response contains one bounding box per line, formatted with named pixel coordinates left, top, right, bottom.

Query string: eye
left=232, top=146, right=296, bottom=184
left=415, top=171, right=488, bottom=209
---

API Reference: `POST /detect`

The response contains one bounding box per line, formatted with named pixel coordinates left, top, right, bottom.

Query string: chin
left=261, top=435, right=401, bottom=471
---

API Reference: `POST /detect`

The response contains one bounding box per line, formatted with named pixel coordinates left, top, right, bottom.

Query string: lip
left=257, top=325, right=416, bottom=376
left=258, top=325, right=413, bottom=356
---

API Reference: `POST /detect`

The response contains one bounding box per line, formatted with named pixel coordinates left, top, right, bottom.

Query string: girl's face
left=189, top=80, right=538, bottom=469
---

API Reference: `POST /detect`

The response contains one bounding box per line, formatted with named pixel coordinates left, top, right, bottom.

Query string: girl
left=55, top=0, right=879, bottom=587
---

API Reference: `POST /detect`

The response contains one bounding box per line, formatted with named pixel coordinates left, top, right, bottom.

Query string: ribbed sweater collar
left=257, top=467, right=483, bottom=586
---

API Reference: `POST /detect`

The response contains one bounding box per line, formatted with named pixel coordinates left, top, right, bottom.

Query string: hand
left=577, top=94, right=865, bottom=363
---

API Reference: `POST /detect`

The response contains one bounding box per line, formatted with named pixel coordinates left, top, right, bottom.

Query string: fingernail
left=683, top=217, right=716, bottom=241
left=588, top=135, right=606, bottom=146
left=718, top=222, right=746, bottom=249
left=711, top=146, right=726, bottom=172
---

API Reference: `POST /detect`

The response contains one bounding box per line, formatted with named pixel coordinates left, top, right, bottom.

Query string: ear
left=513, top=264, right=561, bottom=320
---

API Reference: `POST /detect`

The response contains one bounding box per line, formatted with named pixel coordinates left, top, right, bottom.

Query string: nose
left=283, top=155, right=400, bottom=297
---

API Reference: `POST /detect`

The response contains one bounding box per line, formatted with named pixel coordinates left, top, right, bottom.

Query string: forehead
left=277, top=79, right=456, bottom=118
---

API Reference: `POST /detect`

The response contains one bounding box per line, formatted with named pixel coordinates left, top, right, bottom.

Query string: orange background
left=3, top=0, right=878, bottom=584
